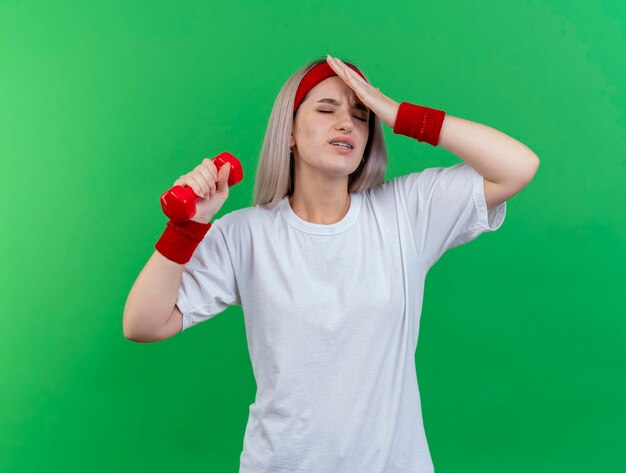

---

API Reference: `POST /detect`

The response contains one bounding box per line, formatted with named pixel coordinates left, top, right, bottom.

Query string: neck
left=288, top=189, right=351, bottom=225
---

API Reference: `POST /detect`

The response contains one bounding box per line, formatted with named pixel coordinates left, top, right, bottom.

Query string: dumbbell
left=160, top=152, right=243, bottom=223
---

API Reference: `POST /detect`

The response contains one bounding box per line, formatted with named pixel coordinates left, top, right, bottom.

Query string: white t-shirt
left=176, top=162, right=506, bottom=473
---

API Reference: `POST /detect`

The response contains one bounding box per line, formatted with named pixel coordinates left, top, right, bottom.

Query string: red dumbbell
left=160, top=152, right=244, bottom=223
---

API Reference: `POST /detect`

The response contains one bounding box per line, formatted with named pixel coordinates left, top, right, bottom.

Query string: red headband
left=293, top=61, right=369, bottom=113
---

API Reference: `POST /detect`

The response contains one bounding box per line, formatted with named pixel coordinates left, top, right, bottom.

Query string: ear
left=290, top=134, right=295, bottom=148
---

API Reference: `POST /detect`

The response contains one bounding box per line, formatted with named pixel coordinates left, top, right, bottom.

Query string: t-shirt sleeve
left=175, top=221, right=241, bottom=331
left=393, top=162, right=507, bottom=268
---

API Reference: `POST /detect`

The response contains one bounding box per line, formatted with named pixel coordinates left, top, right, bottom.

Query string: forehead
left=307, top=76, right=364, bottom=104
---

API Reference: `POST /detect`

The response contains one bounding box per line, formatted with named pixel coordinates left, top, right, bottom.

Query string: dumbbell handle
left=160, top=152, right=243, bottom=223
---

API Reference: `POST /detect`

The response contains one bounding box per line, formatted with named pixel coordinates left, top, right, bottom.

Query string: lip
left=328, top=136, right=355, bottom=149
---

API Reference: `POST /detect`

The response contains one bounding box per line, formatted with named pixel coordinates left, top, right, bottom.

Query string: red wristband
left=392, top=101, right=446, bottom=146
left=155, top=219, right=213, bottom=265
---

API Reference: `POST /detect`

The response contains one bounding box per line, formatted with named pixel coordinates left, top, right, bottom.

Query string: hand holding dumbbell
left=160, top=152, right=243, bottom=224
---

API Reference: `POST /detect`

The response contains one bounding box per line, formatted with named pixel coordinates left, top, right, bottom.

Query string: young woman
left=124, top=55, right=539, bottom=473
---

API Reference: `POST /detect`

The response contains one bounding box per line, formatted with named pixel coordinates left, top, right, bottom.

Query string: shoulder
left=213, top=206, right=253, bottom=232
left=212, top=203, right=276, bottom=239
left=387, top=163, right=473, bottom=193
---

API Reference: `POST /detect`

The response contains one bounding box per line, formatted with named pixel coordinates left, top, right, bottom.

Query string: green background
left=1, top=1, right=624, bottom=472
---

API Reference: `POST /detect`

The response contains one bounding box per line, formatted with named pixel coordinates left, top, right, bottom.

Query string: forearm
left=438, top=114, right=540, bottom=185
left=123, top=251, right=184, bottom=340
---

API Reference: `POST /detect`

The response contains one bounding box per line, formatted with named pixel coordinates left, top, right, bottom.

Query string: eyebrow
left=316, top=98, right=369, bottom=112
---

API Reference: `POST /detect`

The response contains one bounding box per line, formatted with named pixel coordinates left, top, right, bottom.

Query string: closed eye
left=318, top=110, right=368, bottom=122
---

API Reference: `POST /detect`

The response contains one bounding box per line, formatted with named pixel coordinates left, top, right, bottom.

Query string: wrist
left=155, top=219, right=213, bottom=265
left=392, top=101, right=446, bottom=146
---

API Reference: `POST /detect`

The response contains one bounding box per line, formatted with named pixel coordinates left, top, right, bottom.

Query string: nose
left=335, top=107, right=355, bottom=133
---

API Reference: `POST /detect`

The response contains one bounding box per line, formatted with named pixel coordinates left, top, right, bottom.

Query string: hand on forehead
left=307, top=77, right=369, bottom=110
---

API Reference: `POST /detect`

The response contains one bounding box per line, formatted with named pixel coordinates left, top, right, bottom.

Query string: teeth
left=331, top=141, right=352, bottom=149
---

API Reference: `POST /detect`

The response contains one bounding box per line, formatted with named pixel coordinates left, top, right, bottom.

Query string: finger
left=344, top=67, right=370, bottom=90
left=173, top=176, right=201, bottom=196
left=216, top=162, right=231, bottom=192
left=196, top=164, right=216, bottom=196
left=339, top=66, right=367, bottom=95
left=329, top=56, right=353, bottom=76
left=187, top=174, right=209, bottom=198
left=332, top=58, right=370, bottom=87
left=201, top=158, right=218, bottom=182
left=327, top=56, right=350, bottom=81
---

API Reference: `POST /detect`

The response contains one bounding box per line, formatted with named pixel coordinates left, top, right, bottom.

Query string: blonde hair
left=252, top=56, right=388, bottom=209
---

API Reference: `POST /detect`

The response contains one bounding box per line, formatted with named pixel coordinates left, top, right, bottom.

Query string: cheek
left=302, top=128, right=324, bottom=147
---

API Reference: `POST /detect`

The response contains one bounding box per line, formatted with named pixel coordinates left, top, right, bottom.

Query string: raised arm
left=123, top=251, right=185, bottom=342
